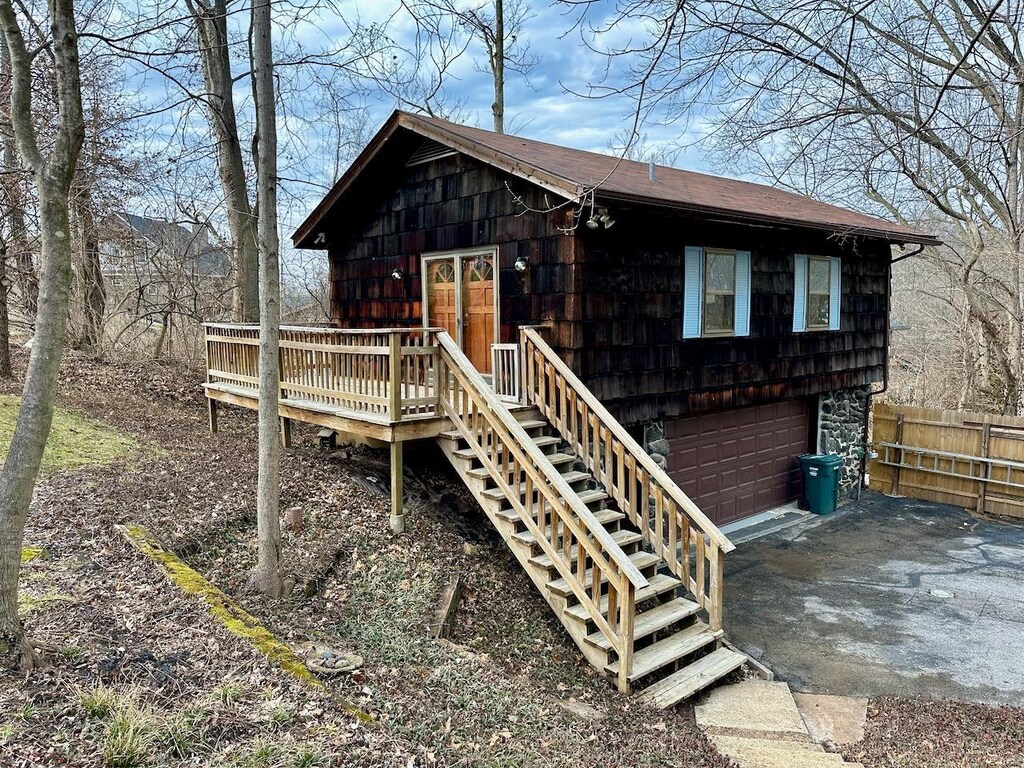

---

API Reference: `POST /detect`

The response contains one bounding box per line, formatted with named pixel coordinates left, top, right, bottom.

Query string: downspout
left=859, top=243, right=923, bottom=498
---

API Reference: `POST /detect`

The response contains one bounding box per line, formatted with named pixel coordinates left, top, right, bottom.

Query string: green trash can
left=798, top=454, right=844, bottom=514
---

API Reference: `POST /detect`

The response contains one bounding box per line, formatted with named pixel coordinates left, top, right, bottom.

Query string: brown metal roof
left=293, top=110, right=937, bottom=247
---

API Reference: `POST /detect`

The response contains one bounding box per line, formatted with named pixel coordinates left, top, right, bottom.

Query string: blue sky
left=120, top=0, right=723, bottom=268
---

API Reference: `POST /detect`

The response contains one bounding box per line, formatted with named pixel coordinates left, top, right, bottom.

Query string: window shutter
left=829, top=257, right=842, bottom=331
left=734, top=250, right=752, bottom=337
left=793, top=254, right=808, bottom=332
left=683, top=246, right=703, bottom=338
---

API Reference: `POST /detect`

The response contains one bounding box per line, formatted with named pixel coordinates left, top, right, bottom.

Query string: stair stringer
left=435, top=432, right=615, bottom=672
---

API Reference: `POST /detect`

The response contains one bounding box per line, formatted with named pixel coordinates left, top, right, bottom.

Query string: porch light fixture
left=585, top=208, right=615, bottom=230
left=391, top=267, right=404, bottom=280
left=514, top=255, right=529, bottom=272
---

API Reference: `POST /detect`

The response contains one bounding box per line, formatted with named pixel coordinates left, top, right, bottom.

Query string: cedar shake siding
left=326, top=152, right=582, bottom=364
left=324, top=149, right=891, bottom=427
left=576, top=212, right=890, bottom=424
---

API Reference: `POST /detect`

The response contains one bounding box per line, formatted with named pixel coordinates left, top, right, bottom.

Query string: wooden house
left=292, top=111, right=936, bottom=529
left=203, top=111, right=934, bottom=705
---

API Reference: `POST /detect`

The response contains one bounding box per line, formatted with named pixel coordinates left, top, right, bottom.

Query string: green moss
left=0, top=395, right=140, bottom=475
left=118, top=524, right=373, bottom=724
left=17, top=588, right=73, bottom=617
left=20, top=547, right=45, bottom=562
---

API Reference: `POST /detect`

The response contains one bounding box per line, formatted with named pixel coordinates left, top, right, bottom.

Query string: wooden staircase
left=433, top=329, right=744, bottom=708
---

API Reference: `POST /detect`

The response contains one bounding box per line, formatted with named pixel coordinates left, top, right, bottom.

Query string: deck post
left=390, top=441, right=405, bottom=534
left=280, top=417, right=292, bottom=448
left=208, top=398, right=218, bottom=434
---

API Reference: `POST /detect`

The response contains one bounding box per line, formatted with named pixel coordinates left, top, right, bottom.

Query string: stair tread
left=636, top=647, right=746, bottom=708
left=466, top=453, right=574, bottom=477
left=564, top=573, right=681, bottom=622
left=586, top=597, right=700, bottom=651
left=606, top=622, right=722, bottom=680
left=547, top=551, right=661, bottom=597
left=440, top=420, right=547, bottom=441
left=482, top=471, right=591, bottom=500
left=711, top=735, right=851, bottom=768
left=452, top=435, right=561, bottom=459
left=511, top=507, right=624, bottom=544
left=501, top=488, right=609, bottom=522
left=532, top=529, right=642, bottom=568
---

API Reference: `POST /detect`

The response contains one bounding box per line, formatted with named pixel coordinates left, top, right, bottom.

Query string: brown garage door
left=666, top=400, right=811, bottom=526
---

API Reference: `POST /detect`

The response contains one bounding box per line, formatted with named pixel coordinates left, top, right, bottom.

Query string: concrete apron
left=695, top=679, right=867, bottom=768
left=724, top=492, right=1024, bottom=704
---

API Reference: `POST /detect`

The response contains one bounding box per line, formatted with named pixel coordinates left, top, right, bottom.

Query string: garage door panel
left=667, top=399, right=811, bottom=526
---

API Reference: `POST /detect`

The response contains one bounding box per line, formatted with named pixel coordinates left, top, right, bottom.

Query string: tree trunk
left=0, top=0, right=84, bottom=670
left=189, top=0, right=259, bottom=323
left=0, top=33, right=35, bottom=322
left=491, top=0, right=504, bottom=134
left=0, top=240, right=12, bottom=378
left=248, top=0, right=282, bottom=597
left=72, top=183, right=105, bottom=354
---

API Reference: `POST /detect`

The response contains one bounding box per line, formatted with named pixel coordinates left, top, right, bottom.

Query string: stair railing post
left=708, top=542, right=724, bottom=631
left=617, top=577, right=636, bottom=694
left=389, top=331, right=402, bottom=423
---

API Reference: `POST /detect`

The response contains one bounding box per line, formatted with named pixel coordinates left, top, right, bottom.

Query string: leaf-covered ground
left=3, top=349, right=1023, bottom=767
left=0, top=350, right=736, bottom=767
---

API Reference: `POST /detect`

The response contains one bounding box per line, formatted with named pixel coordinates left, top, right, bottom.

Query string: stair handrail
left=520, top=327, right=735, bottom=630
left=435, top=331, right=646, bottom=691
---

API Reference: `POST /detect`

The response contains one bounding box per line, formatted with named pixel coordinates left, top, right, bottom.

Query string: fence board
left=870, top=403, right=1024, bottom=519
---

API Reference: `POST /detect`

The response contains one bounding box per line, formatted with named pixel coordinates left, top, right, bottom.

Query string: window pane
left=807, top=294, right=830, bottom=327
left=704, top=293, right=735, bottom=333
left=706, top=252, right=736, bottom=293
left=808, top=258, right=830, bottom=294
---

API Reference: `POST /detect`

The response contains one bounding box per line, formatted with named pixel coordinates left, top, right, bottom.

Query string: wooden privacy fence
left=870, top=402, right=1024, bottom=519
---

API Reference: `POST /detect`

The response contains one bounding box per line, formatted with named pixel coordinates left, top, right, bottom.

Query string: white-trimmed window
left=683, top=246, right=751, bottom=338
left=793, top=254, right=841, bottom=332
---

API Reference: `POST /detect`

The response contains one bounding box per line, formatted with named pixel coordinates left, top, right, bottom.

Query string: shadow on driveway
left=725, top=490, right=1024, bottom=704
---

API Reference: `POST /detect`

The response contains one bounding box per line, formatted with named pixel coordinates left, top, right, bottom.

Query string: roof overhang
left=293, top=110, right=939, bottom=249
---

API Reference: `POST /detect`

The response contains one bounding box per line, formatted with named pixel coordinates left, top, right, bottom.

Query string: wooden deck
left=203, top=324, right=496, bottom=443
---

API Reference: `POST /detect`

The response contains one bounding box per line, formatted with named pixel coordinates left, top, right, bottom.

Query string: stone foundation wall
left=642, top=420, right=669, bottom=470
left=818, top=387, right=870, bottom=496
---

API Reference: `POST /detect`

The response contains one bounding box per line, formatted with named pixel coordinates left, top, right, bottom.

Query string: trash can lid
left=819, top=454, right=845, bottom=467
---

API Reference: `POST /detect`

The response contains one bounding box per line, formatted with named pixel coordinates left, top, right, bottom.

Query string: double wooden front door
left=424, top=251, right=495, bottom=374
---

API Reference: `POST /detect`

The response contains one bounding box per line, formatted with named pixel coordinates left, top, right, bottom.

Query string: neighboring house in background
left=99, top=213, right=233, bottom=316
left=292, top=110, right=938, bottom=529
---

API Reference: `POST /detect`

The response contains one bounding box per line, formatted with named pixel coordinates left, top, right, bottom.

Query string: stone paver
left=697, top=680, right=864, bottom=768
left=696, top=679, right=808, bottom=735
left=793, top=692, right=868, bottom=745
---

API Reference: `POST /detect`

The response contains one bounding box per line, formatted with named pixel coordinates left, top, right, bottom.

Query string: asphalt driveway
left=725, top=491, right=1024, bottom=704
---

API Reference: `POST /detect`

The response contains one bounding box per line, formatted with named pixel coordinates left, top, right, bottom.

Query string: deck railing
left=435, top=330, right=647, bottom=692
left=203, top=323, right=441, bottom=422
left=520, top=327, right=735, bottom=630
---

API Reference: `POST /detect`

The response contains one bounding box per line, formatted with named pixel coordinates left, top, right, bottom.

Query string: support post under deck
left=390, top=441, right=405, bottom=534
left=208, top=399, right=218, bottom=434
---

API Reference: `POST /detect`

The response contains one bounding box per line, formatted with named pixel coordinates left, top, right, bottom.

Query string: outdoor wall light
left=585, top=208, right=615, bottom=230
left=391, top=267, right=404, bottom=280
left=514, top=255, right=529, bottom=272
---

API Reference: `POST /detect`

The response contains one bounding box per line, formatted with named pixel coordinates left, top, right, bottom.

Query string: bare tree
left=248, top=0, right=282, bottom=597
left=572, top=0, right=1024, bottom=413
left=402, top=0, right=538, bottom=131
left=186, top=0, right=259, bottom=323
left=0, top=0, right=83, bottom=670
left=0, top=32, right=36, bottom=324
